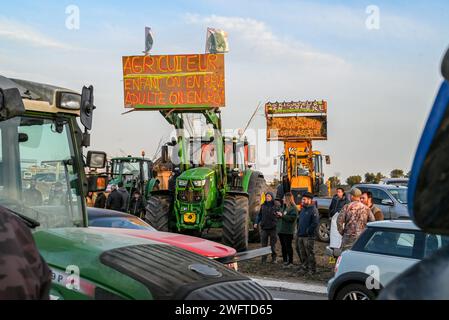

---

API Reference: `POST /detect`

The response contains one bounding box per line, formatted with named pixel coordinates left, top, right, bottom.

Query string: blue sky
left=1, top=0, right=449, bottom=180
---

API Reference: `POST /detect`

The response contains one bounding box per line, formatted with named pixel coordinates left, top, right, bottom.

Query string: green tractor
left=145, top=110, right=266, bottom=252
left=108, top=155, right=153, bottom=208
left=0, top=76, right=271, bottom=300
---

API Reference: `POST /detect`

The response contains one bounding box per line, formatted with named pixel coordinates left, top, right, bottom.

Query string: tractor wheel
left=145, top=194, right=172, bottom=232
left=222, top=194, right=249, bottom=252
left=248, top=173, right=267, bottom=243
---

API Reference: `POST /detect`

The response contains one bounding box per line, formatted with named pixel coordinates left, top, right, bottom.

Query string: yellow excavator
left=266, top=101, right=331, bottom=203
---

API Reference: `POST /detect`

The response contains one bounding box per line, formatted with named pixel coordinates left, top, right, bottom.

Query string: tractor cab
left=109, top=155, right=153, bottom=200
left=278, top=141, right=328, bottom=201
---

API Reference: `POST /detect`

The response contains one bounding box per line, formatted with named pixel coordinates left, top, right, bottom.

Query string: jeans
left=278, top=233, right=294, bottom=264
left=261, top=228, right=277, bottom=262
left=296, top=236, right=316, bottom=272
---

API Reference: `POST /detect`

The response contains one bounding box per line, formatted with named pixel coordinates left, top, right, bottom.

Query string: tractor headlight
left=57, top=92, right=81, bottom=110
left=192, top=180, right=206, bottom=187
left=178, top=180, right=188, bottom=187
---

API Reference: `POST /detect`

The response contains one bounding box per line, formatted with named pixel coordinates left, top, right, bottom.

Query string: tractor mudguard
left=146, top=178, right=160, bottom=195
left=226, top=190, right=249, bottom=198
left=241, top=170, right=254, bottom=193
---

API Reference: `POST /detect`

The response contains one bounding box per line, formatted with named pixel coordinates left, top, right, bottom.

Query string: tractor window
left=202, top=143, right=218, bottom=166
left=0, top=116, right=84, bottom=229
left=122, top=161, right=140, bottom=175
left=142, top=162, right=150, bottom=180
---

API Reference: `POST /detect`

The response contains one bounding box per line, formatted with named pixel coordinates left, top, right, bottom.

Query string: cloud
left=185, top=13, right=346, bottom=66
left=0, top=16, right=74, bottom=50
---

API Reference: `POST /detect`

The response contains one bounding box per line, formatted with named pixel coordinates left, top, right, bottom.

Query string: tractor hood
left=33, top=227, right=161, bottom=299
left=178, top=167, right=215, bottom=181
left=90, top=227, right=237, bottom=259
left=33, top=227, right=271, bottom=300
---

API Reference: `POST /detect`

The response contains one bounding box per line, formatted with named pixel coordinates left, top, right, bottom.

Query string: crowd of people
left=255, top=185, right=385, bottom=276
left=254, top=190, right=319, bottom=275
left=87, top=181, right=146, bottom=218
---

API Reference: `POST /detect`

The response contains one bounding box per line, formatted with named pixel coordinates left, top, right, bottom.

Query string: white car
left=327, top=220, right=449, bottom=300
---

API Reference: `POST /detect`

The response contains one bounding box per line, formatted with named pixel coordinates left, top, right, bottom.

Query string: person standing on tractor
left=129, top=191, right=146, bottom=218
left=106, top=185, right=124, bottom=212
left=296, top=192, right=319, bottom=275
left=337, top=188, right=375, bottom=251
left=117, top=181, right=129, bottom=212
left=328, top=187, right=349, bottom=218
left=0, top=205, right=52, bottom=299
left=276, top=192, right=298, bottom=267
left=254, top=192, right=280, bottom=264
left=23, top=179, right=43, bottom=206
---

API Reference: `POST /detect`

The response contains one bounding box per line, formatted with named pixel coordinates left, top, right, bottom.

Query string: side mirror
left=80, top=85, right=95, bottom=130
left=381, top=199, right=394, bottom=206
left=325, top=155, right=331, bottom=165
left=442, top=46, right=449, bottom=81
left=0, top=87, right=25, bottom=120
left=87, top=175, right=108, bottom=192
left=87, top=151, right=107, bottom=169
left=161, top=145, right=169, bottom=163
left=408, top=46, right=449, bottom=234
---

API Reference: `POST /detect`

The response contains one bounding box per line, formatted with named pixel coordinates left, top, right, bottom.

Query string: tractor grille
left=178, top=189, right=202, bottom=203
left=186, top=280, right=273, bottom=300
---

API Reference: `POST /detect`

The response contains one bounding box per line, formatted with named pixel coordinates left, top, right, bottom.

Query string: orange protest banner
left=122, top=53, right=225, bottom=109
left=266, top=116, right=327, bottom=141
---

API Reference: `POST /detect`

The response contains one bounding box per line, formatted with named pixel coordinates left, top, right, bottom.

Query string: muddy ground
left=238, top=240, right=335, bottom=284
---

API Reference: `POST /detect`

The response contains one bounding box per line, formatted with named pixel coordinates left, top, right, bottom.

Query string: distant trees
left=328, top=176, right=341, bottom=188
left=364, top=172, right=376, bottom=183
left=346, top=175, right=362, bottom=186
left=390, top=169, right=405, bottom=178
left=364, top=172, right=385, bottom=183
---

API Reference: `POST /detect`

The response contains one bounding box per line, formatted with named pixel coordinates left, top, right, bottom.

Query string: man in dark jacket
left=129, top=191, right=146, bottom=218
left=297, top=192, right=319, bottom=275
left=254, top=192, right=280, bottom=263
left=328, top=187, right=349, bottom=218
left=94, top=192, right=106, bottom=209
left=117, top=181, right=129, bottom=212
left=106, top=185, right=124, bottom=211
left=0, top=205, right=52, bottom=299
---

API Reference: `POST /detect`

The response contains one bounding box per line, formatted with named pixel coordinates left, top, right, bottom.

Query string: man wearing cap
left=296, top=192, right=319, bottom=275
left=337, top=187, right=375, bottom=251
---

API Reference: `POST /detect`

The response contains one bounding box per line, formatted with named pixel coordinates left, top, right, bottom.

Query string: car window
left=90, top=217, right=155, bottom=231
left=424, top=234, right=449, bottom=257
left=363, top=230, right=417, bottom=258
left=368, top=188, right=391, bottom=205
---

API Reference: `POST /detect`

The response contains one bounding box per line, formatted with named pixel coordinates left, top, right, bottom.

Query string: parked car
left=353, top=184, right=409, bottom=219
left=87, top=207, right=270, bottom=269
left=327, top=220, right=449, bottom=300
left=379, top=178, right=409, bottom=187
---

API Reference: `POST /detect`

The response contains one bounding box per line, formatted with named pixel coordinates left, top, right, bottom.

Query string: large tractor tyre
left=247, top=174, right=267, bottom=243
left=145, top=194, right=172, bottom=232
left=222, top=194, right=249, bottom=252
